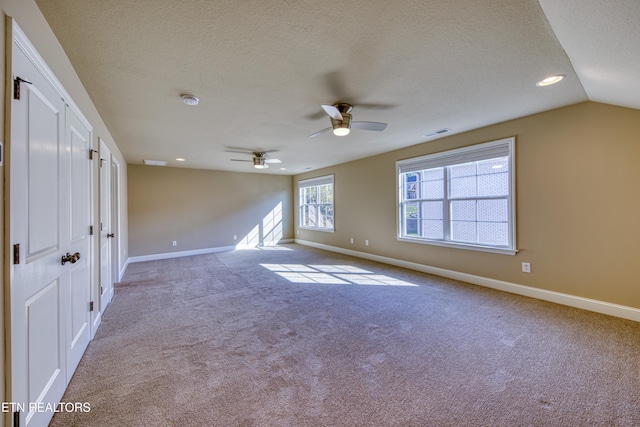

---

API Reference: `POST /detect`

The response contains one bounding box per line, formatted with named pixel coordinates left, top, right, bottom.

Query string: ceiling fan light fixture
left=308, top=103, right=386, bottom=138
left=333, top=126, right=350, bottom=136
left=331, top=112, right=352, bottom=136
left=253, top=157, right=268, bottom=169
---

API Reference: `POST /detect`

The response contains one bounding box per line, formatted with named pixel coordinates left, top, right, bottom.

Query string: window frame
left=298, top=174, right=335, bottom=232
left=396, top=137, right=517, bottom=255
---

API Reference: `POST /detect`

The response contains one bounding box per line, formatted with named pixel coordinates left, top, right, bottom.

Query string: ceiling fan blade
left=226, top=149, right=253, bottom=154
left=265, top=158, right=281, bottom=164
left=226, top=148, right=279, bottom=155
left=230, top=159, right=252, bottom=162
left=305, top=110, right=329, bottom=120
left=356, top=103, right=396, bottom=111
left=308, top=127, right=332, bottom=138
left=321, top=104, right=343, bottom=121
left=252, top=150, right=279, bottom=157
left=352, top=121, right=388, bottom=132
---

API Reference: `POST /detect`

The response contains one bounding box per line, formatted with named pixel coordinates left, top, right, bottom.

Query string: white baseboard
left=127, top=239, right=295, bottom=264
left=119, top=258, right=130, bottom=282
left=295, top=239, right=640, bottom=323
left=128, top=245, right=237, bottom=263
left=91, top=311, right=102, bottom=339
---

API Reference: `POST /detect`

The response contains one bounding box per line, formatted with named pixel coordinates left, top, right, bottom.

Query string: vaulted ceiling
left=36, top=0, right=640, bottom=174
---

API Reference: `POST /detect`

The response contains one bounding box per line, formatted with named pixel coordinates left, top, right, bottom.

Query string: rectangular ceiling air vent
left=422, top=128, right=452, bottom=139
left=143, top=159, right=167, bottom=166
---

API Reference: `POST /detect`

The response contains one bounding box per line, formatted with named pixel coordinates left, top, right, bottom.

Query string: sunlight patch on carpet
left=260, top=263, right=418, bottom=287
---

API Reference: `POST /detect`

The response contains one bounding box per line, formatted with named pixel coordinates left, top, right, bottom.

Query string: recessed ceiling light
left=176, top=158, right=186, bottom=162
left=280, top=167, right=286, bottom=170
left=181, top=94, right=199, bottom=106
left=536, top=74, right=565, bottom=87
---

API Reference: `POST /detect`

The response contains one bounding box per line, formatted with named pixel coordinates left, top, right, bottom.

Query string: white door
left=10, top=31, right=92, bottom=427
left=99, top=139, right=113, bottom=313
left=66, top=104, right=93, bottom=376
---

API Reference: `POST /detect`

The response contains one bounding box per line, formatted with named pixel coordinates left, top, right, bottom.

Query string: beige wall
left=128, top=165, right=293, bottom=257
left=294, top=102, right=640, bottom=310
left=1, top=0, right=129, bottom=420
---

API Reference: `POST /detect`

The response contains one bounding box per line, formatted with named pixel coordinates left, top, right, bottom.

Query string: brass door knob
left=61, top=252, right=81, bottom=265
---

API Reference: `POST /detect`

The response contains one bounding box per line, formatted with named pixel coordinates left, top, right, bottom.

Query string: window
left=397, top=137, right=516, bottom=254
left=299, top=175, right=334, bottom=231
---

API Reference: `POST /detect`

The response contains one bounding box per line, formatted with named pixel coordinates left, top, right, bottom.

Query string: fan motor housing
left=335, top=103, right=353, bottom=115
left=331, top=112, right=352, bottom=134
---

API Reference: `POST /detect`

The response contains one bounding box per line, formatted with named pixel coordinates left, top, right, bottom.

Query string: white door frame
left=111, top=157, right=121, bottom=282
left=99, top=138, right=113, bottom=314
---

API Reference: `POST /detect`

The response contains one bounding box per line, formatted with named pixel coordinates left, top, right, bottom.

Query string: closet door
left=10, top=28, right=92, bottom=427
left=65, top=104, right=92, bottom=379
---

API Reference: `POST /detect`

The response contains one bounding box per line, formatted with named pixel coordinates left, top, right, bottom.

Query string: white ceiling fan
left=229, top=150, right=281, bottom=169
left=308, top=103, right=388, bottom=138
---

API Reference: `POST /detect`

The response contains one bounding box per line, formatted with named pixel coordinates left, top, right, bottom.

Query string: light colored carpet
left=51, top=244, right=640, bottom=426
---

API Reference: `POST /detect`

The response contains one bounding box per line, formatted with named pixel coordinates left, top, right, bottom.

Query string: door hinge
left=89, top=301, right=94, bottom=312
left=13, top=76, right=33, bottom=100
left=101, top=286, right=104, bottom=295
left=89, top=149, right=99, bottom=160
left=90, top=225, right=94, bottom=235
left=13, top=244, right=20, bottom=264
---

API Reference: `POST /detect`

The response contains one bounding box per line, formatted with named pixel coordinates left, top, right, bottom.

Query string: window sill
left=396, top=236, right=517, bottom=255
left=300, top=227, right=335, bottom=233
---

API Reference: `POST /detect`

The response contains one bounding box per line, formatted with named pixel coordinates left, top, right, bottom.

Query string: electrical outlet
left=365, top=240, right=369, bottom=246
left=233, top=235, right=237, bottom=240
left=172, top=241, right=177, bottom=247
left=522, top=262, right=531, bottom=273
left=350, top=238, right=354, bottom=244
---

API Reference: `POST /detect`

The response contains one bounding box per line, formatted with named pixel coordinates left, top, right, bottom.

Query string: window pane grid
left=449, top=198, right=509, bottom=246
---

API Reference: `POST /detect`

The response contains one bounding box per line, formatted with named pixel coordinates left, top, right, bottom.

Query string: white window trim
left=396, top=137, right=517, bottom=255
left=396, top=235, right=518, bottom=255
left=298, top=174, right=335, bottom=232
left=300, top=227, right=335, bottom=233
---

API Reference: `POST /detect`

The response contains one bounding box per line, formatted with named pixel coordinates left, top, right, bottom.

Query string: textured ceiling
left=34, top=0, right=638, bottom=175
